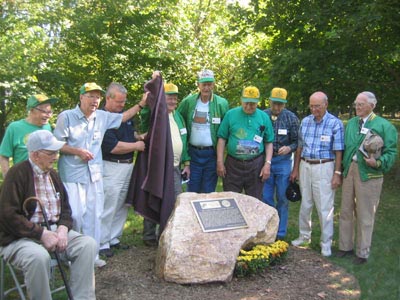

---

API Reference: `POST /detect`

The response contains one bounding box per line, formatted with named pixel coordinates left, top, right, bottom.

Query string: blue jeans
left=262, top=155, right=292, bottom=238
left=188, top=146, right=217, bottom=193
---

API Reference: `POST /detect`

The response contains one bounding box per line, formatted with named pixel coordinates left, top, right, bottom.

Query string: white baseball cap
left=26, top=130, right=65, bottom=152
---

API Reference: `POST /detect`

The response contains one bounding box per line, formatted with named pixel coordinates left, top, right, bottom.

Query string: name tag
left=93, top=131, right=101, bottom=140
left=360, top=127, right=369, bottom=135
left=253, top=135, right=263, bottom=143
left=180, top=128, right=187, bottom=135
left=278, top=129, right=287, bottom=135
left=212, top=117, right=221, bottom=124
left=320, top=135, right=331, bottom=142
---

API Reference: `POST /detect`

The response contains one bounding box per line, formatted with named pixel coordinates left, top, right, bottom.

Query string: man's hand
left=216, top=161, right=226, bottom=178
left=290, top=169, right=299, bottom=182
left=41, top=229, right=59, bottom=252
left=77, top=148, right=94, bottom=161
left=331, top=173, right=342, bottom=190
left=56, top=225, right=68, bottom=252
left=134, top=141, right=146, bottom=152
left=277, top=146, right=291, bottom=156
left=364, top=155, right=377, bottom=168
left=259, top=163, right=271, bottom=182
left=182, top=165, right=190, bottom=179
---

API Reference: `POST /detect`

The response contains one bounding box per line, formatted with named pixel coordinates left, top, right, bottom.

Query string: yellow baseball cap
left=269, top=87, right=287, bottom=103
left=164, top=83, right=179, bottom=95
left=241, top=86, right=260, bottom=103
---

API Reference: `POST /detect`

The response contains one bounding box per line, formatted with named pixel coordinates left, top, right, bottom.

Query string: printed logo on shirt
left=193, top=110, right=208, bottom=124
left=236, top=140, right=260, bottom=155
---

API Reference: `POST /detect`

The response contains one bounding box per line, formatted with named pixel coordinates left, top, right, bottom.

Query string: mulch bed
left=95, top=245, right=360, bottom=300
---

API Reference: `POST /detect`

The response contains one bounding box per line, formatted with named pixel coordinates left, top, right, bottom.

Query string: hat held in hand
left=362, top=132, right=384, bottom=159
left=286, top=181, right=301, bottom=202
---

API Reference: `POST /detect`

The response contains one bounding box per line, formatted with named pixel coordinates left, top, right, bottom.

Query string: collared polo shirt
left=54, top=105, right=122, bottom=184
left=218, top=107, right=274, bottom=160
left=299, top=111, right=344, bottom=160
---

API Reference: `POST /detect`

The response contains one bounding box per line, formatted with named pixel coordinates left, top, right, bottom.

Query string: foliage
left=250, top=0, right=400, bottom=114
left=234, top=240, right=289, bottom=277
left=1, top=0, right=399, bottom=141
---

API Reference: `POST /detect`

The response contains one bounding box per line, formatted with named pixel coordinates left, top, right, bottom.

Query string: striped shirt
left=299, top=112, right=344, bottom=159
left=29, top=160, right=61, bottom=224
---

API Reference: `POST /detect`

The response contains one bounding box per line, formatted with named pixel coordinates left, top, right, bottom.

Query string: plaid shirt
left=29, top=160, right=61, bottom=224
left=264, top=108, right=299, bottom=155
left=299, top=112, right=344, bottom=159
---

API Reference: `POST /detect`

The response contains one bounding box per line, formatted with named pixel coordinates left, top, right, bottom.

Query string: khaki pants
left=0, top=230, right=97, bottom=300
left=339, top=161, right=383, bottom=258
left=298, top=160, right=335, bottom=249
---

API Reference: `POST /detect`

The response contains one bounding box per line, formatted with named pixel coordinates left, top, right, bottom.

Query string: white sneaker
left=321, top=245, right=332, bottom=257
left=321, top=248, right=332, bottom=257
left=291, top=236, right=311, bottom=247
left=95, top=259, right=107, bottom=268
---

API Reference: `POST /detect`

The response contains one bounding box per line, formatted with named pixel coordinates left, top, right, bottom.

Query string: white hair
left=360, top=91, right=377, bottom=107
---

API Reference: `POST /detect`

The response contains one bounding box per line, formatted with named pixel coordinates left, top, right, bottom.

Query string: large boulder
left=155, top=191, right=279, bottom=284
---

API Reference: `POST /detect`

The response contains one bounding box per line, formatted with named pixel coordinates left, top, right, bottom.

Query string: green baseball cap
left=79, top=82, right=105, bottom=95
left=26, top=94, right=58, bottom=110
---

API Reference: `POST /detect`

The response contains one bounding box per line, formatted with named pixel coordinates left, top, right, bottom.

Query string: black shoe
left=336, top=250, right=354, bottom=258
left=110, top=243, right=130, bottom=250
left=99, top=248, right=114, bottom=258
left=353, top=256, right=367, bottom=265
left=143, top=239, right=158, bottom=247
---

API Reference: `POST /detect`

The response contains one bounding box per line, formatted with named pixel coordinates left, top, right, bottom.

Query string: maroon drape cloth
left=126, top=75, right=175, bottom=233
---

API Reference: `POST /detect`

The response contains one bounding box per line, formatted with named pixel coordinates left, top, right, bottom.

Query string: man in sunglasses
left=0, top=94, right=57, bottom=178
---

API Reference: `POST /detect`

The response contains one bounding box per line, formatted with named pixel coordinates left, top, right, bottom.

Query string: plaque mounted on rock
left=191, top=198, right=248, bottom=232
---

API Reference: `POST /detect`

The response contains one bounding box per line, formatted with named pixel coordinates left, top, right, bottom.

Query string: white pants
left=0, top=230, right=96, bottom=300
left=64, top=181, right=104, bottom=253
left=100, top=161, right=133, bottom=249
left=298, top=160, right=335, bottom=249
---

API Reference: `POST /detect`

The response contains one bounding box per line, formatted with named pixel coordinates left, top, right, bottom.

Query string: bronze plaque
left=191, top=198, right=248, bottom=232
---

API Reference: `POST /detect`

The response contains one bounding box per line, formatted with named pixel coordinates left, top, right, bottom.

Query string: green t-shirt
left=0, top=119, right=52, bottom=163
left=217, top=107, right=274, bottom=160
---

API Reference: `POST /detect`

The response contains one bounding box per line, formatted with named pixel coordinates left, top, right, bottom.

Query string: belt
left=301, top=158, right=334, bottom=164
left=189, top=144, right=214, bottom=150
left=104, top=157, right=133, bottom=164
left=228, top=154, right=262, bottom=162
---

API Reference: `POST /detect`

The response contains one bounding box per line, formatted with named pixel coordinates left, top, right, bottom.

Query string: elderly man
left=0, top=94, right=56, bottom=178
left=99, top=82, right=146, bottom=258
left=290, top=91, right=344, bottom=257
left=217, top=86, right=274, bottom=200
left=54, top=82, right=147, bottom=267
left=338, top=91, right=398, bottom=264
left=0, top=130, right=97, bottom=300
left=177, top=69, right=229, bottom=193
left=263, top=88, right=299, bottom=240
left=141, top=83, right=191, bottom=247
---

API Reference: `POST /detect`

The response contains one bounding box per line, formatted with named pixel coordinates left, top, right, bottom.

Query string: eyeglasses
left=309, top=104, right=323, bottom=110
left=84, top=94, right=102, bottom=100
left=33, top=107, right=53, bottom=115
left=353, top=102, right=367, bottom=108
left=39, top=150, right=59, bottom=156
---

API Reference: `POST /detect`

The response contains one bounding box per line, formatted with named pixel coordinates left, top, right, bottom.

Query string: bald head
left=309, top=91, right=328, bottom=121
